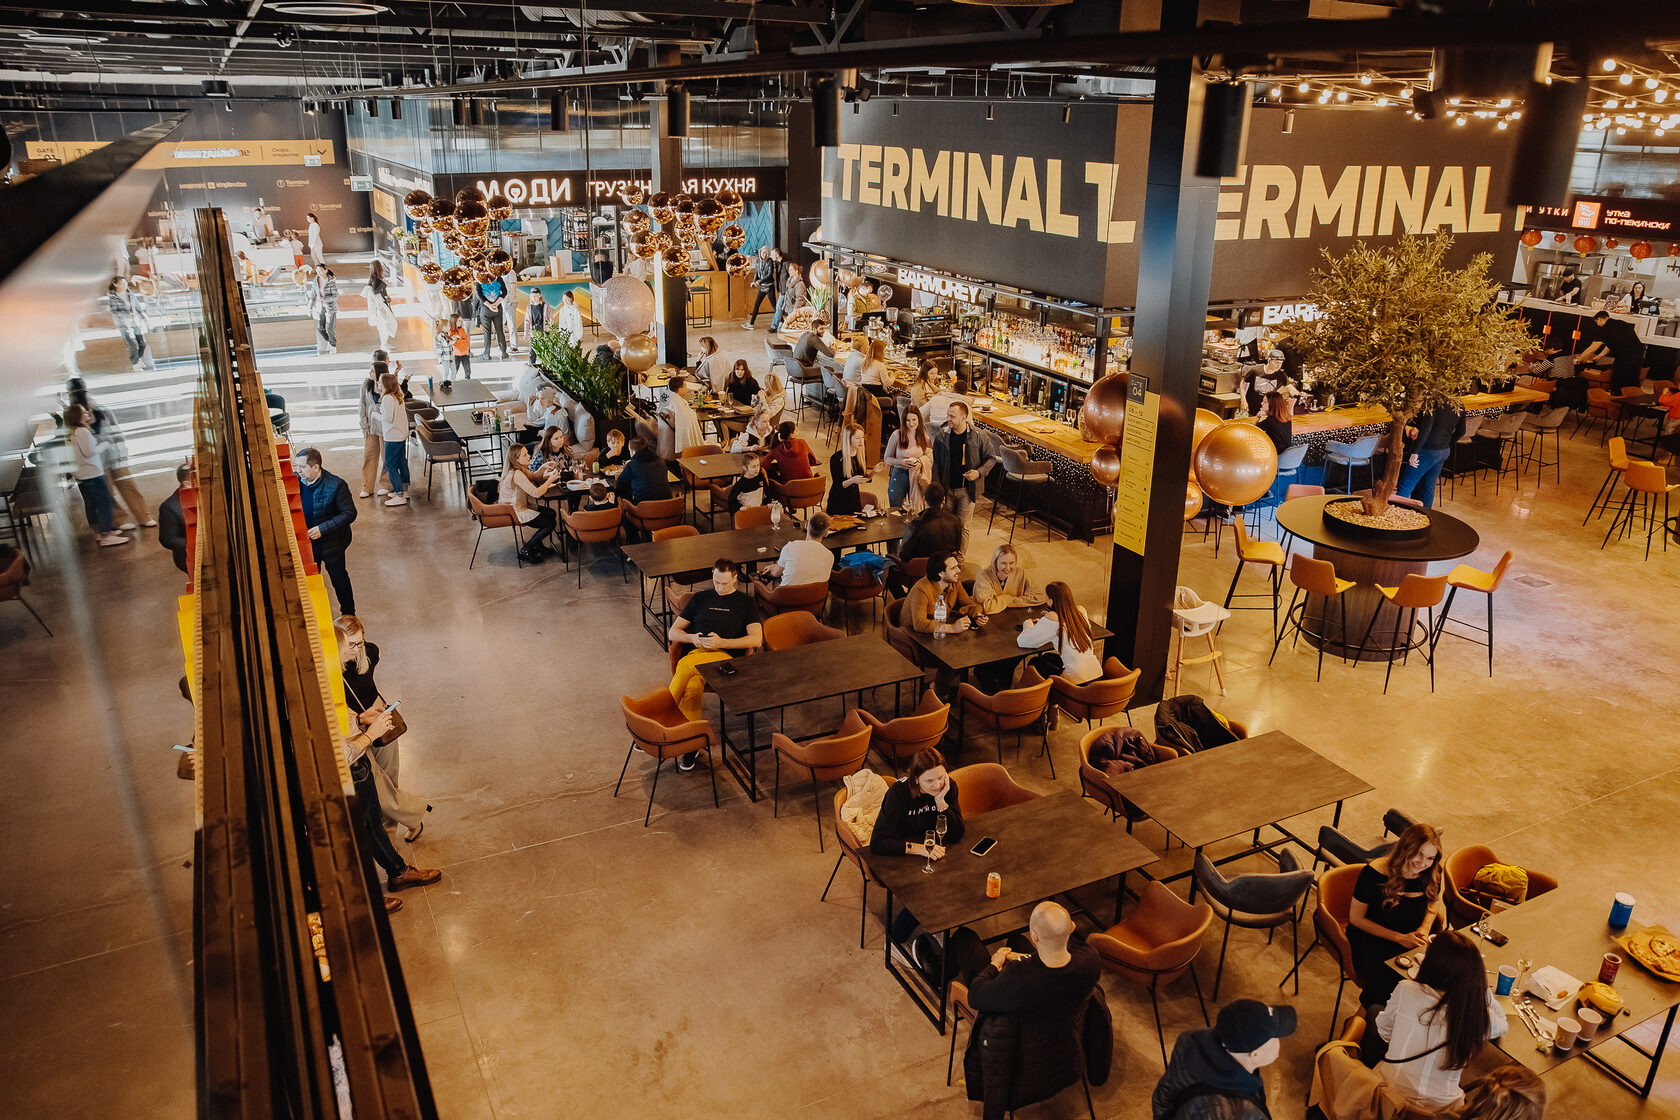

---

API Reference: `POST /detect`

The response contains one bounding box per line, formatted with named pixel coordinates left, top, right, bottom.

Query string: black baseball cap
left=1215, top=1000, right=1297, bottom=1053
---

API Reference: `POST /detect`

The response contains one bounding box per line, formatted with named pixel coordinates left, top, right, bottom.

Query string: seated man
left=754, top=510, right=833, bottom=601
left=906, top=551, right=986, bottom=637
left=667, top=559, right=764, bottom=767
left=1153, top=999, right=1296, bottom=1120
left=614, top=436, right=675, bottom=509
left=792, top=316, right=834, bottom=365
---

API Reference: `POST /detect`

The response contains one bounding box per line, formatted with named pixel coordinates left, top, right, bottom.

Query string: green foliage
left=1296, top=232, right=1536, bottom=507
left=528, top=324, right=630, bottom=420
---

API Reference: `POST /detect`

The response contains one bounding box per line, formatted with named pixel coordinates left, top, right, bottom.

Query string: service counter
left=968, top=397, right=1112, bottom=542
left=1285, top=387, right=1550, bottom=465
left=1515, top=297, right=1680, bottom=379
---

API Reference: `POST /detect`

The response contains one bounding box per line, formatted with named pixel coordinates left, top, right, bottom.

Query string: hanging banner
left=1113, top=376, right=1157, bottom=557
left=820, top=100, right=1520, bottom=307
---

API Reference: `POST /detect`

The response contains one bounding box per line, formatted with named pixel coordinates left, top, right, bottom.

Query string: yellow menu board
left=1112, top=386, right=1158, bottom=557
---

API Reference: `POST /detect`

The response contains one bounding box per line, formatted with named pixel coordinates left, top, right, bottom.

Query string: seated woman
left=1256, top=390, right=1294, bottom=453
left=732, top=411, right=774, bottom=454
left=727, top=454, right=768, bottom=511
left=1348, top=823, right=1449, bottom=1017
left=497, top=443, right=561, bottom=564
left=1375, top=930, right=1507, bottom=1111
left=1016, top=580, right=1101, bottom=688
left=869, top=746, right=966, bottom=969
left=597, top=426, right=632, bottom=470
left=971, top=543, right=1046, bottom=613
left=528, top=425, right=577, bottom=475
left=694, top=335, right=721, bottom=392
left=827, top=416, right=874, bottom=515
left=757, top=369, right=787, bottom=429
left=762, top=421, right=818, bottom=483
left=842, top=337, right=892, bottom=418
left=525, top=385, right=570, bottom=443
left=722, top=359, right=760, bottom=407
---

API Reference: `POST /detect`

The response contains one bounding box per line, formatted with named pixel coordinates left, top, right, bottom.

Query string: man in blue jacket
left=297, top=446, right=358, bottom=614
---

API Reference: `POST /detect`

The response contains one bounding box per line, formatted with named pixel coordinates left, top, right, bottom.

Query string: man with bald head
left=962, top=901, right=1100, bottom=1018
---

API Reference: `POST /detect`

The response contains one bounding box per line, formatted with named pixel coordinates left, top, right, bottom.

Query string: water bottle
left=933, top=594, right=948, bottom=639
left=428, top=376, right=435, bottom=399
left=494, top=411, right=502, bottom=434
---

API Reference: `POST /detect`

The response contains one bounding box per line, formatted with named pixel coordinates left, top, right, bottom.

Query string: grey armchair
left=1317, top=823, right=1394, bottom=870
left=1194, top=849, right=1313, bottom=999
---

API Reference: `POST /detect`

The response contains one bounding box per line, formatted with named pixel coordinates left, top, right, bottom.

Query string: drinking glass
left=935, top=813, right=948, bottom=848
left=923, top=829, right=937, bottom=874
left=770, top=502, right=783, bottom=530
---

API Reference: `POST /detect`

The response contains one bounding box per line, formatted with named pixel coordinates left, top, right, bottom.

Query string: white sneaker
left=384, top=495, right=409, bottom=506
left=118, top=521, right=138, bottom=531
left=376, top=487, right=389, bottom=496
left=359, top=491, right=372, bottom=498
left=98, top=533, right=129, bottom=547
left=142, top=519, right=157, bottom=528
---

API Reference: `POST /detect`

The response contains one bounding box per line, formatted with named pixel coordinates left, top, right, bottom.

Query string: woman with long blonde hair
left=827, top=414, right=873, bottom=515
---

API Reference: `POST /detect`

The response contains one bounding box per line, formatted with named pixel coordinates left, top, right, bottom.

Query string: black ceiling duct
left=812, top=78, right=839, bottom=148
left=1508, top=79, right=1591, bottom=208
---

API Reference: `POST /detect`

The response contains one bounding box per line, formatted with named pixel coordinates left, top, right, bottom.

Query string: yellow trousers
left=669, top=649, right=732, bottom=722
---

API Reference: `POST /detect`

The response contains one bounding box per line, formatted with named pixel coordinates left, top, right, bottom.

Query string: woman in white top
left=497, top=443, right=560, bottom=563
left=757, top=369, right=787, bottom=429
left=66, top=403, right=126, bottom=546
left=553, top=290, right=584, bottom=343
left=732, top=412, right=774, bottom=454
left=1376, top=930, right=1507, bottom=1111
left=306, top=213, right=325, bottom=266
left=378, top=371, right=411, bottom=506
left=883, top=406, right=933, bottom=511
left=1017, top=580, right=1101, bottom=684
left=525, top=385, right=570, bottom=438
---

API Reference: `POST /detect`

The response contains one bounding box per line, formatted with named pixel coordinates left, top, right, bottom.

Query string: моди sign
left=820, top=100, right=1520, bottom=307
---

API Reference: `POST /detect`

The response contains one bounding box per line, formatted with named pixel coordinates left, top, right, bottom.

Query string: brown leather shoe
left=384, top=896, right=404, bottom=914
left=387, top=866, right=442, bottom=891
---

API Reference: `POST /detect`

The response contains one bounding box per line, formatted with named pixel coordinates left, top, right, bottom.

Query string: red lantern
left=1553, top=233, right=1567, bottom=244
left=1670, top=243, right=1679, bottom=257
left=1521, top=229, right=1542, bottom=247
left=1605, top=237, right=1620, bottom=249
left=1574, top=235, right=1599, bottom=254
left=1630, top=240, right=1654, bottom=260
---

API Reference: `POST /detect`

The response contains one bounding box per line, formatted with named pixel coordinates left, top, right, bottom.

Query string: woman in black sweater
left=1256, top=390, right=1294, bottom=452
left=872, top=747, right=967, bottom=966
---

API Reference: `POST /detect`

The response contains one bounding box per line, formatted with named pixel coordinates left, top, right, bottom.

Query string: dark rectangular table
left=426, top=379, right=497, bottom=409
left=696, top=633, right=923, bottom=801
left=867, top=791, right=1159, bottom=1030
left=623, top=512, right=911, bottom=642
left=444, top=409, right=513, bottom=486
left=1108, top=731, right=1373, bottom=897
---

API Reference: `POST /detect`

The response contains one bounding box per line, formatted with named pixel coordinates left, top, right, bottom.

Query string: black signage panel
left=433, top=166, right=786, bottom=209
left=1520, top=194, right=1680, bottom=237
left=821, top=100, right=1521, bottom=307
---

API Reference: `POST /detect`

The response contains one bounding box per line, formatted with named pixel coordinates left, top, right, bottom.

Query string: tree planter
left=1322, top=497, right=1431, bottom=541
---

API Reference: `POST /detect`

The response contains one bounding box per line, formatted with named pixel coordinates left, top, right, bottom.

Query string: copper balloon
left=486, top=194, right=513, bottom=221
left=648, top=231, right=675, bottom=257
left=441, top=265, right=471, bottom=287
left=426, top=198, right=456, bottom=229
left=419, top=262, right=444, bottom=283
left=403, top=189, right=433, bottom=220
left=1090, top=443, right=1122, bottom=487
left=1191, top=408, right=1223, bottom=464
left=715, top=188, right=743, bottom=212
left=698, top=214, right=726, bottom=235
left=1193, top=422, right=1279, bottom=507
left=726, top=252, right=753, bottom=276
left=621, top=184, right=648, bottom=207
left=474, top=268, right=498, bottom=285
left=673, top=194, right=696, bottom=216
left=694, top=197, right=722, bottom=220
left=722, top=223, right=746, bottom=249
left=1183, top=480, right=1204, bottom=521
left=454, top=186, right=486, bottom=206
left=620, top=332, right=658, bottom=373
left=662, top=254, right=692, bottom=278
left=622, top=209, right=650, bottom=232
left=442, top=284, right=472, bottom=302
left=1081, top=373, right=1128, bottom=445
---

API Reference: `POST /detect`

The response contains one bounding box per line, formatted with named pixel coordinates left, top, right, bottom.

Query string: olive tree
left=1297, top=232, right=1535, bottom=515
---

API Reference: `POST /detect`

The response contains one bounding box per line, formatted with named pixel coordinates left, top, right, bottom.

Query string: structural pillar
left=1103, top=27, right=1223, bottom=703
left=783, top=102, right=822, bottom=270
left=648, top=46, right=689, bottom=366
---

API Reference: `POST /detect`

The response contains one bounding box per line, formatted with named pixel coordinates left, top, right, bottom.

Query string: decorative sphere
left=596, top=275, right=656, bottom=340
left=1520, top=229, right=1542, bottom=247
left=1090, top=443, right=1122, bottom=487
left=722, top=223, right=747, bottom=249
left=621, top=332, right=659, bottom=372
left=662, top=254, right=692, bottom=278
left=726, top=252, right=753, bottom=276
left=402, top=189, right=433, bottom=219
left=1192, top=409, right=1223, bottom=460
left=454, top=186, right=485, bottom=206
left=1081, top=374, right=1128, bottom=445
left=1184, top=480, right=1204, bottom=521
left=808, top=259, right=831, bottom=289
left=1193, top=422, right=1279, bottom=506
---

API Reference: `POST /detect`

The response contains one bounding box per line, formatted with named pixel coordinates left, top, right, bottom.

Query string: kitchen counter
left=1516, top=297, right=1680, bottom=349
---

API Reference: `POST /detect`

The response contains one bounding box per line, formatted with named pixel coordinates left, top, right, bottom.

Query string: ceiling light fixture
left=1620, top=73, right=1634, bottom=86
left=1297, top=81, right=1309, bottom=93
left=1603, top=59, right=1618, bottom=72
left=1269, top=87, right=1281, bottom=99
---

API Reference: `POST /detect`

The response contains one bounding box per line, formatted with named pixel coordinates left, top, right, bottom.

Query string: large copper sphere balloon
left=487, top=249, right=513, bottom=276
left=454, top=186, right=486, bottom=206
left=621, top=332, right=658, bottom=373
left=442, top=265, right=471, bottom=287
left=647, top=231, right=675, bottom=257
left=443, top=284, right=471, bottom=302
left=1090, top=443, right=1122, bottom=487
left=486, top=194, right=513, bottom=221
left=716, top=187, right=743, bottom=212
left=403, top=189, right=433, bottom=219
left=1184, top=480, right=1204, bottom=521
left=627, top=234, right=654, bottom=260
left=473, top=267, right=498, bottom=286
left=621, top=184, right=648, bottom=207
left=722, top=223, right=746, bottom=250
left=726, top=252, right=753, bottom=276
left=1191, top=409, right=1223, bottom=462
left=1193, top=422, right=1279, bottom=507
left=426, top=198, right=456, bottom=229
left=597, top=274, right=656, bottom=339
left=698, top=213, right=726, bottom=236
left=420, top=261, right=444, bottom=284
left=694, top=197, right=722, bottom=221
left=673, top=194, right=697, bottom=217
left=1080, top=373, right=1128, bottom=445
left=808, top=259, right=831, bottom=288
left=622, top=209, right=650, bottom=233
left=650, top=192, right=675, bottom=224
left=662, top=254, right=692, bottom=279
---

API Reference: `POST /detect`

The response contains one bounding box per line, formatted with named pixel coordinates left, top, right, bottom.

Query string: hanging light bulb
left=1297, top=81, right=1310, bottom=93
left=1335, top=90, right=1348, bottom=102
left=1657, top=90, right=1670, bottom=104
left=1360, top=73, right=1372, bottom=86
left=1646, top=77, right=1659, bottom=90
left=1376, top=97, right=1390, bottom=107
left=1620, top=73, right=1634, bottom=86
left=1455, top=117, right=1467, bottom=127
left=1399, top=87, right=1412, bottom=99
left=1603, top=58, right=1618, bottom=72
left=1269, top=87, right=1282, bottom=99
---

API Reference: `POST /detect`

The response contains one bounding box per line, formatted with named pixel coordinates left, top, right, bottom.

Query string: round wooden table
left=1274, top=494, right=1480, bottom=662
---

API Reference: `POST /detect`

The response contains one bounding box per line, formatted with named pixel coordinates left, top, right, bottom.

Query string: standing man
left=524, top=289, right=548, bottom=346
left=931, top=401, right=1000, bottom=552
left=157, top=460, right=194, bottom=573
left=658, top=375, right=703, bottom=462
left=502, top=280, right=521, bottom=355
left=478, top=275, right=509, bottom=360
left=312, top=267, right=340, bottom=354
left=745, top=246, right=779, bottom=330
left=296, top=446, right=359, bottom=614
left=1240, top=349, right=1288, bottom=416
left=251, top=206, right=276, bottom=244
left=306, top=212, right=326, bottom=267
left=1152, top=999, right=1296, bottom=1120
left=770, top=261, right=807, bottom=334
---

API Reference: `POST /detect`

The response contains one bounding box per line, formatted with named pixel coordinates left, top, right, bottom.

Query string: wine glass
left=935, top=812, right=948, bottom=850
left=923, top=829, right=937, bottom=874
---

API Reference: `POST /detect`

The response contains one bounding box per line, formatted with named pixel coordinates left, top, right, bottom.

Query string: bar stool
left=1479, top=412, right=1526, bottom=493
left=987, top=446, right=1055, bottom=542
left=1270, top=555, right=1355, bottom=682
left=1519, top=406, right=1569, bottom=485
left=1323, top=435, right=1378, bottom=493
left=1583, top=437, right=1631, bottom=525
left=1434, top=550, right=1513, bottom=677
left=1441, top=415, right=1484, bottom=500
left=1603, top=460, right=1680, bottom=560
left=1168, top=586, right=1230, bottom=697
left=1222, top=518, right=1285, bottom=636
left=1355, top=573, right=1449, bottom=694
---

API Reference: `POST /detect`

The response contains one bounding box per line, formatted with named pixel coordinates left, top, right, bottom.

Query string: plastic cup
left=1496, top=965, right=1518, bottom=996
left=1610, top=893, right=1636, bottom=930
left=1576, top=1007, right=1604, bottom=1042
left=1554, top=1016, right=1580, bottom=1050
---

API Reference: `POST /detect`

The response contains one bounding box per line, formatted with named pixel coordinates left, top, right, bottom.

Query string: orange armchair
left=0, top=548, right=49, bottom=635
left=771, top=710, right=873, bottom=850
left=1279, top=863, right=1362, bottom=1041
left=769, top=474, right=826, bottom=516
left=1077, top=727, right=1175, bottom=824
left=763, top=609, right=844, bottom=650
left=617, top=688, right=720, bottom=826
left=1088, top=880, right=1213, bottom=1063
left=734, top=505, right=773, bottom=529
left=828, top=564, right=887, bottom=633
left=956, top=667, right=1055, bottom=775
left=1051, top=656, right=1141, bottom=729
left=560, top=505, right=626, bottom=587
left=949, top=762, right=1040, bottom=816
left=468, top=492, right=526, bottom=569
left=882, top=596, right=925, bottom=671
left=858, top=689, right=950, bottom=775
left=1444, top=844, right=1559, bottom=926
left=754, top=578, right=830, bottom=618
left=620, top=495, right=685, bottom=538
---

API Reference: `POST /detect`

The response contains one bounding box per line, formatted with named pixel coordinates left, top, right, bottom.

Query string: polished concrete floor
left=2, top=275, right=1678, bottom=1119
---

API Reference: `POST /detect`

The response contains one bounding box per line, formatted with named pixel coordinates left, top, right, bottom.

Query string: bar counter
left=1284, top=387, right=1549, bottom=464
left=968, top=398, right=1112, bottom=542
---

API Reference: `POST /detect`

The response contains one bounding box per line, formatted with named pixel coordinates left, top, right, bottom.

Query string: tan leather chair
left=949, top=762, right=1040, bottom=816
left=763, top=610, right=843, bottom=650
left=468, top=492, right=526, bottom=569
left=956, top=667, right=1055, bottom=775
left=0, top=548, right=49, bottom=635
left=769, top=474, right=825, bottom=516
left=858, top=690, right=949, bottom=775
left=1444, top=843, right=1559, bottom=927
left=882, top=596, right=926, bottom=672
left=755, top=578, right=830, bottom=618
left=1577, top=386, right=1621, bottom=443
left=620, top=495, right=685, bottom=538
left=828, top=564, right=886, bottom=633
left=1606, top=460, right=1680, bottom=560
left=617, top=688, right=720, bottom=826
left=734, top=506, right=773, bottom=529
left=652, top=524, right=710, bottom=591
left=825, top=786, right=886, bottom=947
left=1088, top=880, right=1213, bottom=1063
left=560, top=505, right=626, bottom=587
left=1280, top=863, right=1362, bottom=1042
left=1051, top=657, right=1140, bottom=729
left=771, top=711, right=872, bottom=850
left=1077, top=727, right=1174, bottom=823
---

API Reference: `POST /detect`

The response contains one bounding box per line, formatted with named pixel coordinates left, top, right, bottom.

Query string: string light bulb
left=1269, top=87, right=1282, bottom=99
left=1647, top=78, right=1659, bottom=90
left=1297, top=81, right=1310, bottom=93
left=1657, top=90, right=1670, bottom=103
left=1602, top=59, right=1618, bottom=72
left=1620, top=73, right=1633, bottom=86
left=1400, top=87, right=1412, bottom=99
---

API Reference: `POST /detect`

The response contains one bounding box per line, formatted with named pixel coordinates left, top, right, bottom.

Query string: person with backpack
left=1152, top=999, right=1296, bottom=1119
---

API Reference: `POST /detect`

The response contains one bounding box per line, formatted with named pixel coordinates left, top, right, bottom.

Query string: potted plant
left=1296, top=231, right=1534, bottom=527
left=528, top=324, right=637, bottom=443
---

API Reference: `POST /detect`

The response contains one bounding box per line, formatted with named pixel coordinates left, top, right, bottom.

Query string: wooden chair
left=828, top=564, right=886, bottom=633
left=468, top=492, right=525, bottom=569
left=771, top=711, right=872, bottom=850
left=1444, top=844, right=1559, bottom=927
left=763, top=609, right=843, bottom=651
left=824, top=786, right=886, bottom=947
left=956, top=668, right=1055, bottom=775
left=561, top=505, right=627, bottom=587
left=948, top=761, right=1040, bottom=816
left=734, top=505, right=773, bottom=529
left=769, top=474, right=826, bottom=518
left=857, top=690, right=949, bottom=775
left=617, top=688, right=720, bottom=826
left=1280, top=863, right=1362, bottom=1042
left=1088, top=881, right=1213, bottom=1064
left=620, top=495, right=685, bottom=538
left=1168, top=586, right=1230, bottom=697
left=1050, top=657, right=1139, bottom=729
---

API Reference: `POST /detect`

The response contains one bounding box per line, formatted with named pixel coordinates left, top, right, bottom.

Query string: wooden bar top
left=1289, top=387, right=1550, bottom=437
left=969, top=398, right=1105, bottom=464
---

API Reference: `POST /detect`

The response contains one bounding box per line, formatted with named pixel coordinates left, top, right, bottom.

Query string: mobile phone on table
left=970, top=837, right=997, bottom=856
left=718, top=662, right=739, bottom=676
left=1482, top=927, right=1509, bottom=947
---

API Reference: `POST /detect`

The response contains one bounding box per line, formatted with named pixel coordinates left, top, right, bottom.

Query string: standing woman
left=66, top=381, right=151, bottom=530
left=335, top=615, right=433, bottom=840
left=363, top=261, right=398, bottom=351
left=1017, top=580, right=1101, bottom=686
left=884, top=405, right=933, bottom=511
left=1376, top=930, right=1508, bottom=1111
left=554, top=289, right=584, bottom=344
left=1347, top=823, right=1449, bottom=1013
left=723, top=359, right=760, bottom=407
left=359, top=363, right=392, bottom=498
left=306, top=212, right=326, bottom=267
left=827, top=415, right=873, bottom=515
left=66, top=403, right=127, bottom=546
left=107, top=277, right=152, bottom=370
left=379, top=370, right=411, bottom=507
left=694, top=335, right=721, bottom=392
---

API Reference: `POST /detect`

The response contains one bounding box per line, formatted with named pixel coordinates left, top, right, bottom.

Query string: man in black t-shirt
left=667, top=559, right=763, bottom=769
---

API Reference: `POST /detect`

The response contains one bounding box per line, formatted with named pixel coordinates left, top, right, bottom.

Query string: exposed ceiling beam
left=0, top=0, right=823, bottom=29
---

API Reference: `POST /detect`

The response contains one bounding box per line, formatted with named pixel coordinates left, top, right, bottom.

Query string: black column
left=783, top=102, right=822, bottom=271
left=1103, top=46, right=1222, bottom=702
left=649, top=47, right=689, bottom=365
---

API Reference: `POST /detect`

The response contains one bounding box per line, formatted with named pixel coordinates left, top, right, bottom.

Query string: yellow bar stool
left=1603, top=461, right=1680, bottom=560
left=1355, top=573, right=1450, bottom=694
left=1221, top=517, right=1286, bottom=635
left=1270, top=554, right=1355, bottom=682
left=1433, top=550, right=1514, bottom=677
left=1584, top=437, right=1631, bottom=525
